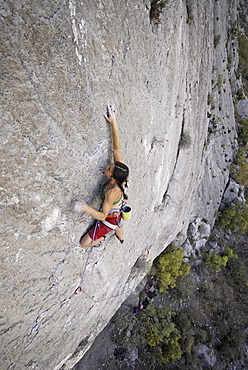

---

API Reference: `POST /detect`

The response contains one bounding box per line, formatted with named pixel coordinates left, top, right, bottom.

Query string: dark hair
left=113, top=161, right=129, bottom=200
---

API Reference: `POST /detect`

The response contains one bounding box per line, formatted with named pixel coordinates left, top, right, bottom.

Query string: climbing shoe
left=115, top=234, right=124, bottom=244
left=94, top=236, right=105, bottom=248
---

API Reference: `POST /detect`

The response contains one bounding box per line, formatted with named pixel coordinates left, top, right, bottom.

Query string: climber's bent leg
left=80, top=232, right=105, bottom=248
left=79, top=232, right=92, bottom=248
left=80, top=221, right=112, bottom=248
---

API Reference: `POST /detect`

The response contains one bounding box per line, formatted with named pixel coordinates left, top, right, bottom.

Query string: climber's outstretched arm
left=74, top=188, right=118, bottom=220
left=104, top=105, right=123, bottom=163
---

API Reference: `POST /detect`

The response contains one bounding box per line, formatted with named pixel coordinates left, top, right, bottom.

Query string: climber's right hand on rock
left=104, top=104, right=116, bottom=125
left=74, top=200, right=87, bottom=213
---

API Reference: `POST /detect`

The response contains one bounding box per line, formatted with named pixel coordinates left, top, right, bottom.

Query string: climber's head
left=104, top=161, right=129, bottom=198
left=112, top=161, right=129, bottom=187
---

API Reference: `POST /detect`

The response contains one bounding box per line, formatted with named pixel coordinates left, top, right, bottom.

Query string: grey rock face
left=221, top=178, right=246, bottom=207
left=0, top=0, right=239, bottom=368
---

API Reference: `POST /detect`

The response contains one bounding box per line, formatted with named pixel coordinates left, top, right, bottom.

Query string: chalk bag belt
left=102, top=219, right=117, bottom=229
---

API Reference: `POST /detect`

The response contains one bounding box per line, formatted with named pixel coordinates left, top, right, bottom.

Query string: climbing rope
left=74, top=222, right=98, bottom=294
left=73, top=246, right=93, bottom=294
left=73, top=217, right=131, bottom=316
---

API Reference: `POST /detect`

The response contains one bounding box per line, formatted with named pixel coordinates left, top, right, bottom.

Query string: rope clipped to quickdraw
left=74, top=222, right=98, bottom=294
left=73, top=246, right=93, bottom=294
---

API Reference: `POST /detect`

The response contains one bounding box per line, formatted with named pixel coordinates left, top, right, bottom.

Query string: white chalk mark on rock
left=69, top=0, right=87, bottom=65
left=41, top=208, right=61, bottom=233
left=89, top=140, right=104, bottom=161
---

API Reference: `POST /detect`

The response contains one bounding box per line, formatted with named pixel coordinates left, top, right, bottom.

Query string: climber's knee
left=80, top=233, right=92, bottom=248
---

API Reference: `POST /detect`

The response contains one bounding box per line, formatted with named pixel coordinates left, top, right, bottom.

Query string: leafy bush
left=226, top=257, right=248, bottom=291
left=205, top=251, right=228, bottom=271
left=238, top=117, right=248, bottom=146
left=223, top=247, right=238, bottom=259
left=219, top=203, right=248, bottom=232
left=154, top=245, right=190, bottom=293
left=137, top=305, right=182, bottom=364
left=232, top=147, right=248, bottom=187
left=231, top=109, right=248, bottom=186
left=218, top=327, right=246, bottom=362
left=238, top=33, right=248, bottom=95
left=138, top=305, right=175, bottom=346
left=205, top=247, right=238, bottom=272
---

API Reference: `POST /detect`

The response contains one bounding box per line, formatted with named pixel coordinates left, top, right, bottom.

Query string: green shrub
left=238, top=117, right=248, bottom=146
left=205, top=246, right=239, bottom=272
left=227, top=54, right=233, bottom=71
left=215, top=74, right=224, bottom=89
left=207, top=93, right=215, bottom=110
left=161, top=330, right=182, bottom=363
left=238, top=33, right=248, bottom=95
left=218, top=328, right=246, bottom=362
left=226, top=257, right=248, bottom=291
left=223, top=247, right=238, bottom=259
left=219, top=203, right=248, bottom=232
left=137, top=305, right=182, bottom=363
left=232, top=20, right=240, bottom=36
left=154, top=245, right=190, bottom=293
left=139, top=305, right=175, bottom=346
left=205, top=251, right=228, bottom=271
left=231, top=110, right=248, bottom=186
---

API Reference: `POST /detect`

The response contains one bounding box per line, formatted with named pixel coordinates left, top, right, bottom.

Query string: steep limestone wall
left=0, top=0, right=239, bottom=369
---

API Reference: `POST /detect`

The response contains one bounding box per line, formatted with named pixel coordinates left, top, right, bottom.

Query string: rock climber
left=74, top=105, right=129, bottom=248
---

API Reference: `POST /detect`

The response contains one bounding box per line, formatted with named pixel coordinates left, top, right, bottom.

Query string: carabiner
left=74, top=286, right=82, bottom=295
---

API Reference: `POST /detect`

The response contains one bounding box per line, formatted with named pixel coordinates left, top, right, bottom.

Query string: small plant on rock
left=238, top=33, right=248, bottom=95
left=207, top=93, right=215, bottom=110
left=215, top=74, right=225, bottom=89
left=186, top=1, right=194, bottom=25
left=150, top=0, right=168, bottom=25
left=214, top=34, right=221, bottom=47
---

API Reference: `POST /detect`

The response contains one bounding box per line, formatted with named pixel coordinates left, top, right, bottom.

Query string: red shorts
left=88, top=214, right=121, bottom=241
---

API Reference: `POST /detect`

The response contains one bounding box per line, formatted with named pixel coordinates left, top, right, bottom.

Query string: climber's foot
left=93, top=236, right=105, bottom=248
left=115, top=234, right=124, bottom=244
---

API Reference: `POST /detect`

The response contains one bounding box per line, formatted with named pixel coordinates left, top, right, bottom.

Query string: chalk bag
left=121, top=206, right=132, bottom=221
